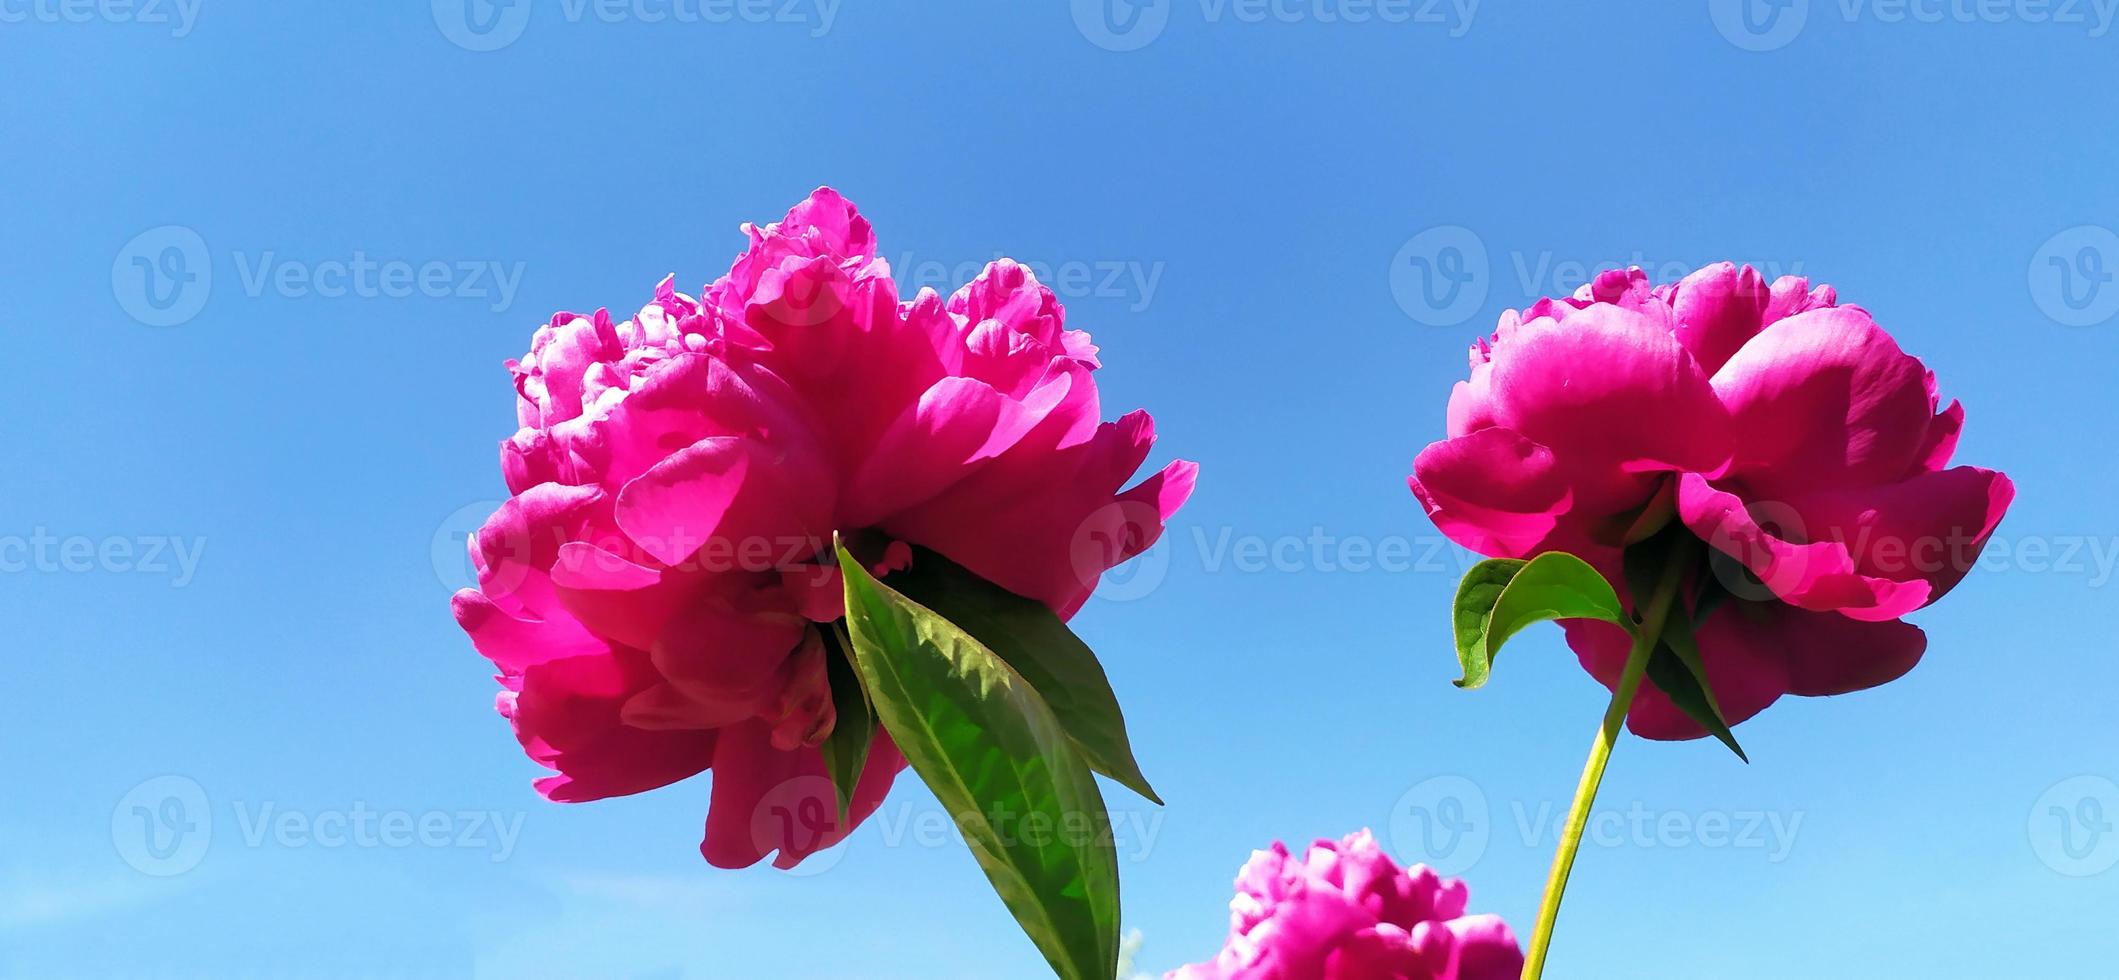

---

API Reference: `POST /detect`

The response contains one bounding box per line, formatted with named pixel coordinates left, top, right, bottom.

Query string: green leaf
left=1453, top=553, right=1630, bottom=690
left=816, top=623, right=875, bottom=823
left=885, top=546, right=1162, bottom=805
left=1645, top=608, right=1749, bottom=763
left=1622, top=525, right=1747, bottom=762
left=836, top=542, right=1120, bottom=980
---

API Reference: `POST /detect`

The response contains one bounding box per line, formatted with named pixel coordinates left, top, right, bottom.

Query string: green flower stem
left=1519, top=538, right=1694, bottom=980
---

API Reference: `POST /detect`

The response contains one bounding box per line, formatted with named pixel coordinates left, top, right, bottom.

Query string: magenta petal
left=1668, top=261, right=1771, bottom=376
left=1913, top=399, right=1966, bottom=474
left=1439, top=914, right=1525, bottom=980
left=648, top=596, right=807, bottom=708
left=1410, top=428, right=1573, bottom=558
left=613, top=437, right=752, bottom=567
left=1792, top=466, right=2016, bottom=609
left=842, top=377, right=1018, bottom=526
left=452, top=588, right=605, bottom=673
left=1775, top=609, right=1928, bottom=698
left=511, top=650, right=717, bottom=803
left=1709, top=307, right=1937, bottom=499
left=698, top=720, right=904, bottom=869
left=1563, top=616, right=1789, bottom=742
left=470, top=482, right=611, bottom=617
left=1482, top=302, right=1732, bottom=482
left=1678, top=474, right=1933, bottom=621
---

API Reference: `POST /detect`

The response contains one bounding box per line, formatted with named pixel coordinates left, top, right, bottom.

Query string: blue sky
left=5, top=2, right=2117, bottom=977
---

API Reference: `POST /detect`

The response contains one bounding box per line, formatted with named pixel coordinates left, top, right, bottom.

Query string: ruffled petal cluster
left=454, top=188, right=1196, bottom=867
left=1411, top=263, right=2013, bottom=738
left=1167, top=831, right=1522, bottom=980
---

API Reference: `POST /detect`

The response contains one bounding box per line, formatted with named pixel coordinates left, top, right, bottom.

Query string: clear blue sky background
left=6, top=2, right=2117, bottom=977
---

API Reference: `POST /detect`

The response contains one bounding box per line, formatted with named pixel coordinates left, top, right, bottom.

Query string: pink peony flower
left=1414, top=264, right=2014, bottom=739
left=451, top=188, right=1196, bottom=868
left=1408, top=268, right=1733, bottom=563
left=1167, top=831, right=1522, bottom=980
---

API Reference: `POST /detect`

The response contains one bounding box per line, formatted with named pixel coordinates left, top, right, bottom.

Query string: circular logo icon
left=1069, top=500, right=1173, bottom=603
left=2030, top=225, right=2119, bottom=327
left=1071, top=0, right=1171, bottom=52
left=1388, top=775, right=1490, bottom=876
left=432, top=499, right=521, bottom=595
left=112, top=776, right=212, bottom=876
left=2029, top=775, right=2119, bottom=877
left=112, top=226, right=211, bottom=327
left=433, top=0, right=534, bottom=52
left=1390, top=227, right=1489, bottom=328
left=1698, top=497, right=1810, bottom=603
left=1709, top=0, right=1810, bottom=52
left=752, top=775, right=854, bottom=877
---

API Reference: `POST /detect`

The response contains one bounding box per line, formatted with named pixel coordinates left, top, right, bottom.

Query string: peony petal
left=1709, top=307, right=1937, bottom=499
left=1480, top=302, right=1733, bottom=502
left=451, top=588, right=605, bottom=674
left=1913, top=399, right=1965, bottom=474
left=1668, top=262, right=1772, bottom=377
left=1410, top=428, right=1574, bottom=558
left=1790, top=465, right=2016, bottom=611
left=699, top=720, right=905, bottom=869
left=511, top=649, right=717, bottom=803
left=1775, top=608, right=1928, bottom=698
left=1563, top=613, right=1789, bottom=742
left=1678, top=473, right=1933, bottom=622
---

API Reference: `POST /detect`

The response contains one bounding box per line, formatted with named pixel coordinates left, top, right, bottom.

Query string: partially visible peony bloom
left=1414, top=264, right=2014, bottom=740
left=1408, top=269, right=1734, bottom=564
left=1167, top=831, right=1522, bottom=980
left=452, top=188, right=1196, bottom=868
